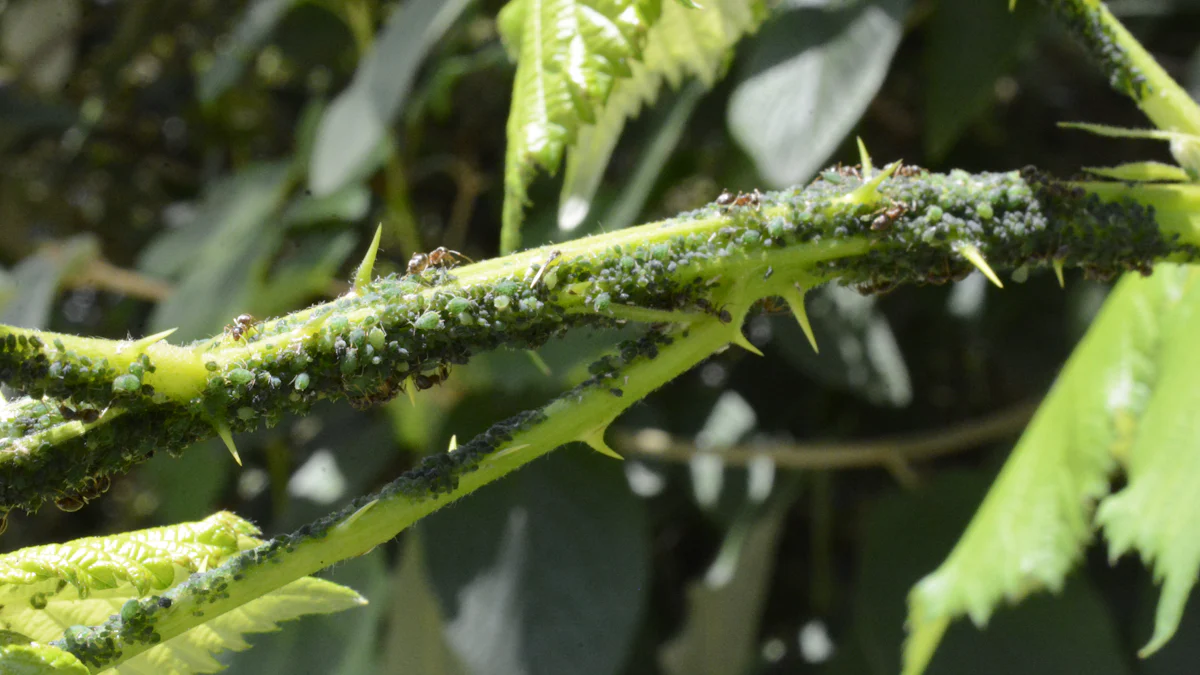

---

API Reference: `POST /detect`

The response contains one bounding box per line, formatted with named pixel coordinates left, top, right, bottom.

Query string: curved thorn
left=731, top=330, right=764, bottom=357
left=958, top=245, right=1003, bottom=289
left=214, top=421, right=242, bottom=466
left=581, top=427, right=623, bottom=460
left=448, top=434, right=458, bottom=452
left=335, top=499, right=379, bottom=533
left=856, top=136, right=874, bottom=178
left=353, top=224, right=383, bottom=295
left=404, top=376, right=417, bottom=406
left=841, top=160, right=902, bottom=206
left=1052, top=259, right=1065, bottom=288
left=525, top=350, right=552, bottom=377
left=781, top=285, right=819, bottom=353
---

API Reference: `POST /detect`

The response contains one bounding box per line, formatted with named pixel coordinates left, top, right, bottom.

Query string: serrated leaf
left=0, top=640, right=88, bottom=675
left=903, top=265, right=1198, bottom=675
left=728, top=0, right=909, bottom=188
left=1093, top=270, right=1200, bottom=656
left=500, top=0, right=664, bottom=252
left=0, top=512, right=364, bottom=675
left=558, top=0, right=766, bottom=230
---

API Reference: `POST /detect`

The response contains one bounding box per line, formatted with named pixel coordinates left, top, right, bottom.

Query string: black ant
left=414, top=363, right=451, bottom=391
left=59, top=404, right=100, bottom=424
left=226, top=313, right=259, bottom=341
left=407, top=247, right=474, bottom=275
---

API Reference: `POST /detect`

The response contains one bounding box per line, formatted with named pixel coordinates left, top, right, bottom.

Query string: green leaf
left=500, top=0, right=664, bottom=252
left=0, top=512, right=365, bottom=675
left=196, top=0, right=301, bottom=104
left=558, top=0, right=766, bottom=231
left=659, top=502, right=788, bottom=675
left=422, top=447, right=649, bottom=675
left=1083, top=161, right=1191, bottom=183
left=851, top=471, right=1129, bottom=675
left=382, top=531, right=466, bottom=675
left=924, top=0, right=1038, bottom=159
left=1093, top=270, right=1200, bottom=656
left=903, top=265, right=1199, bottom=675
left=0, top=235, right=99, bottom=330
left=141, top=161, right=295, bottom=340
left=0, top=641, right=88, bottom=675
left=728, top=0, right=909, bottom=188
left=307, top=0, right=472, bottom=196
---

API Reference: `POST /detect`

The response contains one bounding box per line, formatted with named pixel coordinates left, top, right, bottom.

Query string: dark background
left=1, top=0, right=1198, bottom=673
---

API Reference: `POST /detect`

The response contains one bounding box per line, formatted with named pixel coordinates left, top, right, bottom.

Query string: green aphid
left=368, top=328, right=386, bottom=350
left=415, top=311, right=443, bottom=330
left=447, top=297, right=472, bottom=314
left=112, top=374, right=142, bottom=393
left=293, top=373, right=311, bottom=390
left=227, top=368, right=254, bottom=386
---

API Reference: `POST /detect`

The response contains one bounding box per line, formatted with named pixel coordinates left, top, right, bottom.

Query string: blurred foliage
left=4, top=0, right=1200, bottom=673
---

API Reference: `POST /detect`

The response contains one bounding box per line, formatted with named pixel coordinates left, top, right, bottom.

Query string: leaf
left=382, top=530, right=466, bottom=675
left=141, top=161, right=295, bottom=340
left=658, top=502, right=788, bottom=675
left=851, top=471, right=1129, bottom=675
left=0, top=512, right=365, bottom=675
left=924, top=0, right=1038, bottom=159
left=558, top=0, right=766, bottom=231
left=771, top=284, right=911, bottom=407
left=500, top=0, right=665, bottom=252
left=0, top=640, right=88, bottom=675
left=0, top=0, right=81, bottom=94
left=1083, top=161, right=1191, bottom=183
left=422, top=447, right=649, bottom=675
left=0, top=235, right=100, bottom=330
left=728, top=0, right=909, bottom=188
left=1093, top=271, right=1200, bottom=656
left=903, top=265, right=1199, bottom=675
left=307, top=0, right=472, bottom=196
left=197, top=0, right=301, bottom=104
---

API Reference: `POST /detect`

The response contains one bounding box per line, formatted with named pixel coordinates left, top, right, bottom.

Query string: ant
left=59, top=404, right=101, bottom=424
left=407, top=247, right=474, bottom=276
left=414, top=363, right=451, bottom=391
left=715, top=189, right=764, bottom=211
left=870, top=202, right=908, bottom=231
left=226, top=313, right=259, bottom=341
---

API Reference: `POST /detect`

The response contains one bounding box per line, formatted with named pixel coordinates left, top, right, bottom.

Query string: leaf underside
left=903, top=265, right=1200, bottom=673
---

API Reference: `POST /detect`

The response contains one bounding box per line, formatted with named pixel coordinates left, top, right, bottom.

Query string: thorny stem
left=2, top=167, right=1198, bottom=520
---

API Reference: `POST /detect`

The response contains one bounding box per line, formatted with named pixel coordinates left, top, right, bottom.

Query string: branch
left=0, top=166, right=1193, bottom=519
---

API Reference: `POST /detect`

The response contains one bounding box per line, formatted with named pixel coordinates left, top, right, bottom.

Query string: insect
left=407, top=247, right=474, bottom=276
left=413, top=363, right=451, bottom=391
left=59, top=404, right=101, bottom=424
left=871, top=202, right=908, bottom=231
left=716, top=189, right=764, bottom=211
left=226, top=313, right=258, bottom=341
left=530, top=250, right=562, bottom=288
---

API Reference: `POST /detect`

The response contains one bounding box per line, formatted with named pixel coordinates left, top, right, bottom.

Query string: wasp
left=407, top=247, right=474, bottom=276
left=226, top=313, right=259, bottom=341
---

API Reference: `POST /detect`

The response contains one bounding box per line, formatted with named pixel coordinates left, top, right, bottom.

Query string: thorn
left=404, top=376, right=416, bottom=406
left=526, top=350, right=552, bottom=377
left=731, top=329, right=764, bottom=357
left=958, top=244, right=1003, bottom=289
left=335, top=499, right=379, bottom=532
left=856, top=137, right=874, bottom=178
left=581, top=427, right=623, bottom=460
left=1052, top=259, right=1065, bottom=288
left=214, top=421, right=242, bottom=466
left=128, top=327, right=177, bottom=353
left=781, top=285, right=819, bottom=353
left=353, top=225, right=383, bottom=295
left=1009, top=0, right=1016, bottom=9
left=448, top=435, right=458, bottom=452
left=840, top=160, right=901, bottom=206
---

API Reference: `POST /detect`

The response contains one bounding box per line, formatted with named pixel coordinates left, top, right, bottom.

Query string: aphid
left=407, top=247, right=474, bottom=275
left=226, top=313, right=258, bottom=341
left=871, top=202, right=908, bottom=231
left=530, top=250, right=563, bottom=288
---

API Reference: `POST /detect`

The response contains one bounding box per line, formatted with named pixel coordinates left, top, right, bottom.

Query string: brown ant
left=407, top=247, right=474, bottom=276
left=414, top=363, right=451, bottom=391
left=226, top=313, right=259, bottom=341
left=715, top=189, right=764, bottom=211
left=871, top=202, right=908, bottom=231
